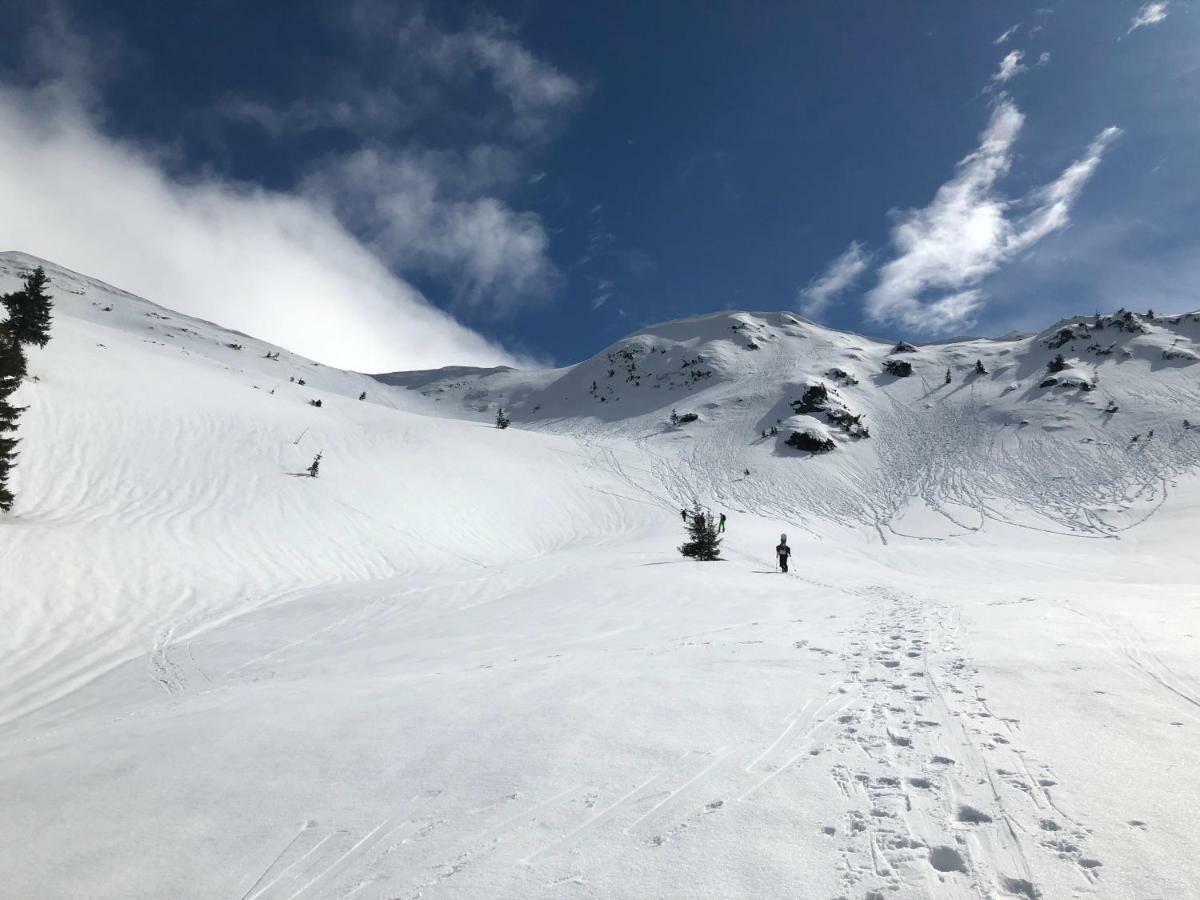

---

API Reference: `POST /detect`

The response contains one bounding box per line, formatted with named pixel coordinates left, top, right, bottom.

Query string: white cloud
left=229, top=6, right=581, bottom=146
left=797, top=241, right=870, bottom=318
left=302, top=147, right=557, bottom=316
left=991, top=50, right=1027, bottom=84
left=1009, top=126, right=1123, bottom=251
left=1037, top=51, right=1051, bottom=67
left=865, top=101, right=1120, bottom=333
left=0, top=86, right=519, bottom=372
left=1128, top=2, right=1169, bottom=33
left=213, top=7, right=577, bottom=321
left=994, top=23, right=1021, bottom=45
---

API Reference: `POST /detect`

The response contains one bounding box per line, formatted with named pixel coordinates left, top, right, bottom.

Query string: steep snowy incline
left=0, top=252, right=659, bottom=728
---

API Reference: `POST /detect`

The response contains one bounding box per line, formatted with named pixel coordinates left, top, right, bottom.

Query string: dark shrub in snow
left=826, top=407, right=869, bottom=438
left=793, top=383, right=830, bottom=414
left=786, top=431, right=836, bottom=453
left=892, top=341, right=918, bottom=353
left=1047, top=354, right=1067, bottom=373
left=825, top=367, right=859, bottom=385
left=883, top=359, right=913, bottom=377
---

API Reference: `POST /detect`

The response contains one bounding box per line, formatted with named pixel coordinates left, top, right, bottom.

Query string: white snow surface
left=3, top=252, right=1200, bottom=899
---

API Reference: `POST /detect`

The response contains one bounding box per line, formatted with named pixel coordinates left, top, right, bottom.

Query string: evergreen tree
left=0, top=338, right=26, bottom=512
left=2, top=267, right=54, bottom=348
left=975, top=359, right=987, bottom=375
left=307, top=452, right=322, bottom=478
left=1047, top=353, right=1068, bottom=373
left=495, top=406, right=510, bottom=429
left=944, top=368, right=952, bottom=385
left=679, top=504, right=722, bottom=561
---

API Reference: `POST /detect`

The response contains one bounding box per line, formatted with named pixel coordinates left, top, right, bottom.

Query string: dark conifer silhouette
left=307, top=452, right=322, bottom=478
left=0, top=339, right=25, bottom=512
left=679, top=505, right=722, bottom=561
left=2, top=267, right=53, bottom=348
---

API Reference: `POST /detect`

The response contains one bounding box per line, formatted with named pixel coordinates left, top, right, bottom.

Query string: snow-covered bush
left=892, top=341, right=918, bottom=354
left=825, top=367, right=859, bottom=385
left=883, top=359, right=913, bottom=377
left=780, top=415, right=837, bottom=453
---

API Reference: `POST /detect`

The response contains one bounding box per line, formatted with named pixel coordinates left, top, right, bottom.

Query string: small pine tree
left=307, top=451, right=322, bottom=478
left=0, top=338, right=27, bottom=513
left=670, top=408, right=679, bottom=426
left=679, top=505, right=722, bottom=561
left=2, top=267, right=54, bottom=348
left=1047, top=353, right=1067, bottom=373
left=974, top=359, right=987, bottom=375
left=495, top=406, right=510, bottom=429
left=0, top=397, right=22, bottom=512
left=359, top=391, right=366, bottom=401
left=944, top=368, right=952, bottom=385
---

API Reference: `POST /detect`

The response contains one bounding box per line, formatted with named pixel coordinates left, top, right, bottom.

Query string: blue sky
left=0, top=1, right=1195, bottom=370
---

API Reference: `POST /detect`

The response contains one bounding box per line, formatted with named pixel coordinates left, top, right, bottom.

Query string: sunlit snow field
left=2, top=253, right=1198, bottom=899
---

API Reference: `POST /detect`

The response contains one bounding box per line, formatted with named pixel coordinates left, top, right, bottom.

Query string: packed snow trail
left=2, top=254, right=1200, bottom=898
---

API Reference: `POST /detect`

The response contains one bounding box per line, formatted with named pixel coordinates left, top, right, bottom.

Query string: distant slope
left=381, top=308, right=1200, bottom=539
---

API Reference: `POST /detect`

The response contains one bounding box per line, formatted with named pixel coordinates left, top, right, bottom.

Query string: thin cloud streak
left=994, top=23, right=1021, bottom=45
left=797, top=241, right=870, bottom=318
left=1128, top=2, right=1169, bottom=33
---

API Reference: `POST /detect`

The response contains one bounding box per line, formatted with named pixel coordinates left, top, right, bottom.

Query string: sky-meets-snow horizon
left=0, top=1, right=1194, bottom=370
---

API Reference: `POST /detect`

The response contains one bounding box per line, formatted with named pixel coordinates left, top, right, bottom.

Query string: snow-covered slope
left=3, top=252, right=1200, bottom=900
left=380, top=307, right=1200, bottom=539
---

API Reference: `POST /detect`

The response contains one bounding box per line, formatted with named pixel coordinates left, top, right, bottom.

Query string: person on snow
left=718, top=512, right=727, bottom=532
left=776, top=534, right=792, bottom=573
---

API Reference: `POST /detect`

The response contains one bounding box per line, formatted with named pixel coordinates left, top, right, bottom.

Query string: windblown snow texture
left=2, top=251, right=1200, bottom=899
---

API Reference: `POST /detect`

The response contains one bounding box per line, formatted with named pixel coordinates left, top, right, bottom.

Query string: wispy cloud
left=214, top=4, right=581, bottom=321
left=1008, top=126, right=1123, bottom=252
left=224, top=6, right=582, bottom=145
left=994, top=23, right=1021, bottom=45
left=302, top=146, right=558, bottom=316
left=797, top=241, right=870, bottom=318
left=991, top=50, right=1027, bottom=84
left=865, top=101, right=1121, bottom=333
left=1128, top=2, right=1169, bottom=33
left=0, top=10, right=520, bottom=371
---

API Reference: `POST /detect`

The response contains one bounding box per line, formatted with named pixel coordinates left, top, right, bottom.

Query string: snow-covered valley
left=2, top=251, right=1199, bottom=900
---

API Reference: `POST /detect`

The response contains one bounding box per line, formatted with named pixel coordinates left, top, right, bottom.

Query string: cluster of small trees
left=0, top=268, right=54, bottom=512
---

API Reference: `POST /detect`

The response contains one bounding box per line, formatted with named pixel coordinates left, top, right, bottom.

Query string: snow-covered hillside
left=382, top=306, right=1200, bottom=539
left=2, top=251, right=1200, bottom=900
